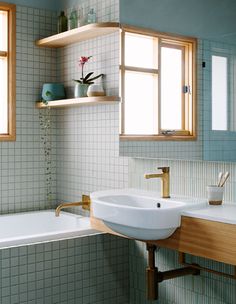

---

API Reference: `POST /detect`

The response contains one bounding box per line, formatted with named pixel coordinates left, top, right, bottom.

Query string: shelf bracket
left=179, top=252, right=236, bottom=280
left=146, top=244, right=200, bottom=301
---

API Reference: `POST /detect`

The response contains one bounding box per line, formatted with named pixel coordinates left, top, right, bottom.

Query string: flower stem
left=81, top=63, right=84, bottom=82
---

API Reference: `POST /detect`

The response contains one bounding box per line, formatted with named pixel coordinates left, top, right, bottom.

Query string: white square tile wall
left=0, top=6, right=57, bottom=214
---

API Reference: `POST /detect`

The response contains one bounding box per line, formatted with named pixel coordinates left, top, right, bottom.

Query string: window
left=120, top=26, right=196, bottom=140
left=212, top=55, right=228, bottom=131
left=0, top=3, right=16, bottom=141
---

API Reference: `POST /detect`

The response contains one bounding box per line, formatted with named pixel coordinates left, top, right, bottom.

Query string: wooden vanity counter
left=91, top=214, right=236, bottom=266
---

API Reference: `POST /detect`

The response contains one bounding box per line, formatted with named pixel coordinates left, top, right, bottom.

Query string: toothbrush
left=220, top=172, right=230, bottom=187
left=217, top=172, right=223, bottom=187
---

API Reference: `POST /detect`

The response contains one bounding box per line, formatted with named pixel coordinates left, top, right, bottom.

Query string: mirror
left=119, top=0, right=236, bottom=162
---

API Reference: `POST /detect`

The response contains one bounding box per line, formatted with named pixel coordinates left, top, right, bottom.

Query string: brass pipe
left=55, top=195, right=90, bottom=217
left=146, top=244, right=158, bottom=300
left=179, top=252, right=236, bottom=280
left=145, top=245, right=200, bottom=301
left=157, top=267, right=200, bottom=283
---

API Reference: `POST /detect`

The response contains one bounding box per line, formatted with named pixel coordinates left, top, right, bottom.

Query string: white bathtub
left=0, top=210, right=100, bottom=249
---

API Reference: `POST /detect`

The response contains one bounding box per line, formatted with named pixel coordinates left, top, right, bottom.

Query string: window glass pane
left=124, top=71, right=158, bottom=134
left=0, top=10, right=8, bottom=51
left=212, top=55, right=227, bottom=131
left=125, top=32, right=157, bottom=69
left=0, top=58, right=8, bottom=133
left=161, top=47, right=182, bottom=130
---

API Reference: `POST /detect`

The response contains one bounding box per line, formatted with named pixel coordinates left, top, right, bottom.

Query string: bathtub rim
left=0, top=210, right=102, bottom=249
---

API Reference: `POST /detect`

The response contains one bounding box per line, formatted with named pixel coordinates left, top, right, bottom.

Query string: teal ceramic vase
left=74, top=83, right=90, bottom=98
left=42, top=83, right=65, bottom=102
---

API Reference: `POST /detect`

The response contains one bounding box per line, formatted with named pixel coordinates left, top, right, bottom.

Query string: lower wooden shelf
left=36, top=96, right=121, bottom=109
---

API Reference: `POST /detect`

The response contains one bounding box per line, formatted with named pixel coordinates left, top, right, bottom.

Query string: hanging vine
left=39, top=107, right=53, bottom=206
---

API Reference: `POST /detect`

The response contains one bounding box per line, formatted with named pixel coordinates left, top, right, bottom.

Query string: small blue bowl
left=42, top=83, right=66, bottom=101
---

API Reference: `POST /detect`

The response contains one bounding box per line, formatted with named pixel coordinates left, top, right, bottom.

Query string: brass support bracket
left=179, top=252, right=236, bottom=280
left=146, top=244, right=200, bottom=301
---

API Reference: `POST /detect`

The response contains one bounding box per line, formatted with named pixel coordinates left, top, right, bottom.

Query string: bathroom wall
left=55, top=0, right=127, bottom=211
left=0, top=5, right=58, bottom=214
left=0, top=2, right=130, bottom=304
left=54, top=0, right=236, bottom=303
left=118, top=1, right=236, bottom=303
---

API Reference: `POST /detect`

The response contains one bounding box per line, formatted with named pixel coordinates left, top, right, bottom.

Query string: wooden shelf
left=36, top=96, right=121, bottom=109
left=36, top=22, right=120, bottom=48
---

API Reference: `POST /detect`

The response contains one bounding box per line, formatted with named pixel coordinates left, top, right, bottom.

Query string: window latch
left=183, top=85, right=191, bottom=94
left=161, top=130, right=175, bottom=135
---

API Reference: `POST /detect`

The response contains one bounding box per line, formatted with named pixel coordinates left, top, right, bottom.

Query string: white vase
left=74, top=83, right=90, bottom=98
left=87, top=84, right=105, bottom=97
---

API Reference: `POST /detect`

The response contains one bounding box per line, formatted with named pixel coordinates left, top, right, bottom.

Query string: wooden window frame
left=0, top=2, right=16, bottom=141
left=120, top=25, right=197, bottom=141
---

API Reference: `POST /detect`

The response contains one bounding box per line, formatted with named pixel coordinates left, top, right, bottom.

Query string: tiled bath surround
left=0, top=235, right=129, bottom=304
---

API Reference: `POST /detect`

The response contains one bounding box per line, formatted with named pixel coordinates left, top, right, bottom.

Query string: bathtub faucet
left=55, top=195, right=91, bottom=217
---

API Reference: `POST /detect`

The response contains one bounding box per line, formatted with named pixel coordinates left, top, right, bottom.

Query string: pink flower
left=74, top=55, right=104, bottom=84
left=79, top=56, right=92, bottom=66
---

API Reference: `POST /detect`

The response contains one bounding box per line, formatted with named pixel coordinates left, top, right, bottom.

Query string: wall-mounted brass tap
left=144, top=167, right=170, bottom=198
left=55, top=194, right=91, bottom=217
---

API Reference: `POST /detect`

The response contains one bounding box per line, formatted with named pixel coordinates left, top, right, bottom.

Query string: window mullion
left=181, top=46, right=186, bottom=130
left=120, top=29, right=125, bottom=135
left=124, top=65, right=158, bottom=74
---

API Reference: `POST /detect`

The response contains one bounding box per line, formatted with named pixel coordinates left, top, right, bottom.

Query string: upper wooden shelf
left=36, top=22, right=120, bottom=48
left=36, top=96, right=121, bottom=109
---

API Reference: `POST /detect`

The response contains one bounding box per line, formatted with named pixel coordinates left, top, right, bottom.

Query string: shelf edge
left=36, top=22, right=120, bottom=47
left=36, top=96, right=121, bottom=109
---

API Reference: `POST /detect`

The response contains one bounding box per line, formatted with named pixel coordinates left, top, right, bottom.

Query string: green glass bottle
left=57, top=11, right=68, bottom=33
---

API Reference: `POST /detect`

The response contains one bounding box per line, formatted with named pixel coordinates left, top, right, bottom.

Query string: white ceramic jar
left=87, top=84, right=105, bottom=97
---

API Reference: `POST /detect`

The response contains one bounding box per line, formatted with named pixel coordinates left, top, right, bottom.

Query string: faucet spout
left=144, top=173, right=163, bottom=179
left=55, top=195, right=91, bottom=217
left=144, top=167, right=170, bottom=198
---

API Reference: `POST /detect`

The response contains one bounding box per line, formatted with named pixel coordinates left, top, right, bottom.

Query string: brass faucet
left=55, top=195, right=91, bottom=217
left=144, top=167, right=170, bottom=198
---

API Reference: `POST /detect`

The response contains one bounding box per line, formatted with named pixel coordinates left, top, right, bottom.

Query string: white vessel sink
left=91, top=188, right=207, bottom=240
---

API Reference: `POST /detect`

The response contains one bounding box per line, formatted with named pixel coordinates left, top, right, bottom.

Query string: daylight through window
left=0, top=3, right=16, bottom=141
left=120, top=27, right=196, bottom=140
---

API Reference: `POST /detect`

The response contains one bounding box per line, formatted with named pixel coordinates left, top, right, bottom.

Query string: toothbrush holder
left=207, top=185, right=224, bottom=205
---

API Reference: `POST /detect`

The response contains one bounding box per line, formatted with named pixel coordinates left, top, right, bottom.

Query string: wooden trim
left=192, top=39, right=197, bottom=137
left=120, top=29, right=125, bottom=134
left=0, top=2, right=15, bottom=10
left=36, top=96, right=121, bottom=109
left=153, top=216, right=236, bottom=266
left=36, top=22, right=120, bottom=48
left=91, top=213, right=236, bottom=266
left=0, top=3, right=16, bottom=141
left=0, top=50, right=7, bottom=57
left=121, top=24, right=197, bottom=44
left=119, top=134, right=197, bottom=141
left=123, top=65, right=159, bottom=75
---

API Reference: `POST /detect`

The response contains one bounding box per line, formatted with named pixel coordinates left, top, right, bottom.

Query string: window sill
left=119, top=134, right=197, bottom=141
left=0, top=134, right=16, bottom=142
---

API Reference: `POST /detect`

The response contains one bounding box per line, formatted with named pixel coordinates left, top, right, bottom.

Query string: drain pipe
left=146, top=244, right=158, bottom=300
left=146, top=244, right=200, bottom=301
